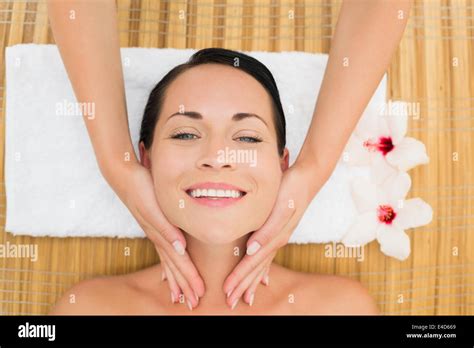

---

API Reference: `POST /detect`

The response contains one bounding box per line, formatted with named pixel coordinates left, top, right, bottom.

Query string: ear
left=139, top=141, right=152, bottom=170
left=280, top=147, right=289, bottom=171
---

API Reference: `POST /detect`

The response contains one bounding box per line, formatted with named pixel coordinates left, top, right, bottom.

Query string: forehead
left=161, top=63, right=273, bottom=119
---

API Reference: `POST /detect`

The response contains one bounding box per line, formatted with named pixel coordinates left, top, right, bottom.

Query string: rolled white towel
left=4, top=44, right=386, bottom=242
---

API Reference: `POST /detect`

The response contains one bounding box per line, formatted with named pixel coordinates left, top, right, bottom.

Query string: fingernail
left=161, top=271, right=166, bottom=281
left=194, top=291, right=199, bottom=302
left=171, top=292, right=175, bottom=303
left=226, top=290, right=232, bottom=298
left=246, top=241, right=261, bottom=256
left=263, top=274, right=270, bottom=286
left=249, top=293, right=254, bottom=306
left=172, top=240, right=185, bottom=255
left=187, top=298, right=193, bottom=311
left=231, top=298, right=239, bottom=310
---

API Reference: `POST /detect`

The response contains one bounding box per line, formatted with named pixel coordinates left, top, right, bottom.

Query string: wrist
left=293, top=155, right=329, bottom=197
left=98, top=153, right=139, bottom=194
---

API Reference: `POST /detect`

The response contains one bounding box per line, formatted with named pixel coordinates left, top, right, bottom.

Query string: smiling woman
left=49, top=48, right=379, bottom=315
left=139, top=48, right=288, bottom=247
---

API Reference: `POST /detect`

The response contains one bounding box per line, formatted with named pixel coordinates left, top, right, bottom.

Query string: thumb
left=144, top=206, right=187, bottom=256
left=246, top=196, right=295, bottom=256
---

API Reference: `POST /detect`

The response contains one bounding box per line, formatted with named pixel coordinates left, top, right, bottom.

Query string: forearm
left=296, top=0, right=413, bottom=193
left=47, top=0, right=136, bottom=183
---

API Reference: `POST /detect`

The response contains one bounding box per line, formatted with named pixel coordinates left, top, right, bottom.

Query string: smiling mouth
left=185, top=188, right=247, bottom=200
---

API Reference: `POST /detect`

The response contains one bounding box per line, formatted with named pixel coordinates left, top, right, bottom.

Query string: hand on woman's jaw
left=138, top=63, right=290, bottom=312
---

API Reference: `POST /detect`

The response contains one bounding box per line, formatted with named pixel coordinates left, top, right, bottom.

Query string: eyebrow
left=166, top=111, right=268, bottom=127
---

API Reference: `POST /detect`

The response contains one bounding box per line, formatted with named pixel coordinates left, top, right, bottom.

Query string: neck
left=184, top=232, right=249, bottom=307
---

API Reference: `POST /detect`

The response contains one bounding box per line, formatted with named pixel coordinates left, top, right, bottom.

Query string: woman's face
left=140, top=63, right=289, bottom=244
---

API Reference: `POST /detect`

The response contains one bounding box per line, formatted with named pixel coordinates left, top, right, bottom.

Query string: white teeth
left=188, top=188, right=244, bottom=198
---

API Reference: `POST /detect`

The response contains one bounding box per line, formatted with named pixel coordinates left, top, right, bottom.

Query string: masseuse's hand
left=116, top=161, right=205, bottom=308
left=47, top=0, right=204, bottom=310
left=223, top=0, right=413, bottom=309
left=223, top=161, right=317, bottom=308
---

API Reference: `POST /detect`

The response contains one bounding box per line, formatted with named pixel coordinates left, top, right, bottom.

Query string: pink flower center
left=377, top=205, right=397, bottom=224
left=363, top=136, right=394, bottom=156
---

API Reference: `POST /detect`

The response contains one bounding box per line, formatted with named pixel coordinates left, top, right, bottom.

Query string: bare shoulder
left=48, top=265, right=165, bottom=315
left=49, top=265, right=169, bottom=315
left=49, top=275, right=131, bottom=315
left=299, top=273, right=380, bottom=315
left=268, top=264, right=380, bottom=315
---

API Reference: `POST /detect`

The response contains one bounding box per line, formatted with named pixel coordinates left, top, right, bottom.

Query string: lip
left=184, top=181, right=248, bottom=208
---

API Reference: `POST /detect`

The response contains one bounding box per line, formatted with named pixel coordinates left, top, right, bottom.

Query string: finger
left=159, top=251, right=199, bottom=311
left=155, top=246, right=165, bottom=281
left=163, top=261, right=181, bottom=304
left=243, top=266, right=267, bottom=306
left=155, top=247, right=181, bottom=302
left=223, top=237, right=281, bottom=296
left=226, top=259, right=268, bottom=310
left=245, top=193, right=296, bottom=257
left=150, top=230, right=205, bottom=297
left=160, top=251, right=197, bottom=309
left=161, top=259, right=167, bottom=281
left=260, top=254, right=275, bottom=286
left=243, top=255, right=274, bottom=305
left=137, top=205, right=188, bottom=254
left=261, top=265, right=270, bottom=286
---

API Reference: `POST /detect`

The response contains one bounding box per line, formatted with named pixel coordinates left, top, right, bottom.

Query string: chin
left=181, top=222, right=251, bottom=245
left=158, top=192, right=276, bottom=244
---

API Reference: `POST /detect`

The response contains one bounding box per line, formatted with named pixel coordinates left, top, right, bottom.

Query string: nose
left=196, top=138, right=237, bottom=171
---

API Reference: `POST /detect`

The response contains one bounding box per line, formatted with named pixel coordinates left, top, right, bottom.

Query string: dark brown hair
left=139, top=47, right=286, bottom=156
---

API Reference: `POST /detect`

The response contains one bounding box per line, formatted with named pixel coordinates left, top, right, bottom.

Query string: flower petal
left=395, top=198, right=433, bottom=229
left=376, top=224, right=411, bottom=261
left=351, top=177, right=377, bottom=213
left=343, top=135, right=372, bottom=166
left=386, top=137, right=429, bottom=171
left=341, top=211, right=378, bottom=247
left=384, top=101, right=408, bottom=144
left=371, top=154, right=400, bottom=186
left=377, top=171, right=412, bottom=204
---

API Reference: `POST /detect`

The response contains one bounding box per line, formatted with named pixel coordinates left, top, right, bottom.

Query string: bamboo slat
left=0, top=0, right=472, bottom=315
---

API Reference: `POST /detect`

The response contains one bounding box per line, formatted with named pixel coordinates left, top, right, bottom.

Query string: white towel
left=4, top=44, right=386, bottom=242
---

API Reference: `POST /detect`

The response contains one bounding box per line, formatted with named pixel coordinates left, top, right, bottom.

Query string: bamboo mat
left=0, top=0, right=473, bottom=315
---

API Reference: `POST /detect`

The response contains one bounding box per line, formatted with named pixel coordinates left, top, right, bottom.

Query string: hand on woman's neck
left=183, top=231, right=250, bottom=307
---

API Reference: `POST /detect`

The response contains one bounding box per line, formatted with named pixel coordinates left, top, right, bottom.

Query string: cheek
left=247, top=156, right=282, bottom=223
left=147, top=142, right=283, bottom=243
left=152, top=151, right=179, bottom=190
left=149, top=147, right=190, bottom=225
left=151, top=144, right=193, bottom=186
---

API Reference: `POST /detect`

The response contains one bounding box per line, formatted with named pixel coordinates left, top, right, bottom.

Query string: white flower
left=343, top=101, right=429, bottom=184
left=341, top=173, right=433, bottom=261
